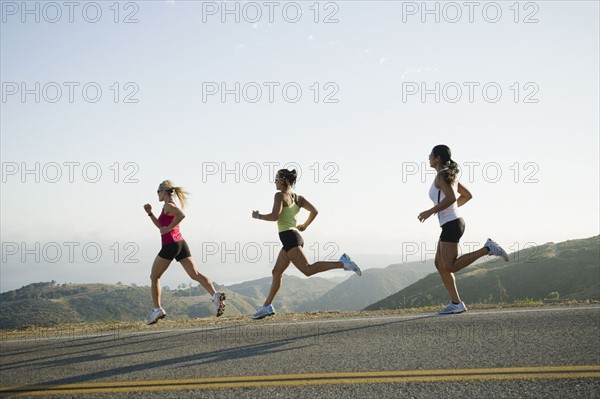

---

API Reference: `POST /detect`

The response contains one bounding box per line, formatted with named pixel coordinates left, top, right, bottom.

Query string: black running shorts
left=440, top=218, right=465, bottom=243
left=278, top=229, right=304, bottom=252
left=158, top=240, right=192, bottom=262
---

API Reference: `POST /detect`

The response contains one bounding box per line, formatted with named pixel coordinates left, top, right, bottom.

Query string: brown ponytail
left=431, top=145, right=460, bottom=185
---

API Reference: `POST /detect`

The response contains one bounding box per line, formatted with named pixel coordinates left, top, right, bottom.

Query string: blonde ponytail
left=159, top=180, right=189, bottom=208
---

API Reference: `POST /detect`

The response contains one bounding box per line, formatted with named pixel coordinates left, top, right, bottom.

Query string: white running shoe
left=438, top=302, right=467, bottom=315
left=340, top=253, right=362, bottom=276
left=252, top=304, right=275, bottom=320
left=485, top=238, right=509, bottom=261
left=212, top=291, right=226, bottom=317
left=147, top=308, right=166, bottom=325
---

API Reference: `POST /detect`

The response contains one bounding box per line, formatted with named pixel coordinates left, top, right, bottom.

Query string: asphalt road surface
left=1, top=306, right=599, bottom=398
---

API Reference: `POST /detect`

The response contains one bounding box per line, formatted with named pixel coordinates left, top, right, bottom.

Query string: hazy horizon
left=2, top=235, right=597, bottom=293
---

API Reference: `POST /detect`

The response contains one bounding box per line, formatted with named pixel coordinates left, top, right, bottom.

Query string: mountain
left=299, top=261, right=433, bottom=311
left=365, top=236, right=600, bottom=310
left=225, top=276, right=338, bottom=312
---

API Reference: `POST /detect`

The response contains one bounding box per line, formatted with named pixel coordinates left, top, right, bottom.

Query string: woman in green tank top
left=251, top=168, right=362, bottom=319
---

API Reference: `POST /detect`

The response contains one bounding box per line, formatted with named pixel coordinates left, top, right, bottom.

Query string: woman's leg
left=437, top=241, right=461, bottom=303
left=437, top=241, right=493, bottom=303
left=150, top=256, right=172, bottom=308
left=179, top=257, right=216, bottom=296
left=439, top=218, right=492, bottom=273
left=263, top=249, right=292, bottom=307
left=286, top=246, right=343, bottom=277
left=448, top=246, right=489, bottom=273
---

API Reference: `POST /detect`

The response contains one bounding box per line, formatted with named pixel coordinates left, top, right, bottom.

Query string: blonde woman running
left=251, top=169, right=361, bottom=319
left=418, top=145, right=508, bottom=314
left=144, top=180, right=225, bottom=324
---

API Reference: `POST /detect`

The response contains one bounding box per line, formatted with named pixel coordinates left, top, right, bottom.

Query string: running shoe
left=147, top=308, right=166, bottom=325
left=212, top=291, right=226, bottom=317
left=340, top=253, right=362, bottom=276
left=485, top=238, right=509, bottom=261
left=252, top=304, right=275, bottom=320
left=438, top=302, right=467, bottom=315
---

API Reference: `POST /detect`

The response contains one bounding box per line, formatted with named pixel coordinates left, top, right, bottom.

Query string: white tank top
left=428, top=172, right=460, bottom=226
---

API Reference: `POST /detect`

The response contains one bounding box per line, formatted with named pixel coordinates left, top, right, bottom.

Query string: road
left=1, top=306, right=599, bottom=398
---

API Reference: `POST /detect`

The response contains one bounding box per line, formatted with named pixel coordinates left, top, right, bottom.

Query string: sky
left=1, top=0, right=598, bottom=292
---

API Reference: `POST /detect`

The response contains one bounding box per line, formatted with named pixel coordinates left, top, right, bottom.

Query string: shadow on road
left=2, top=314, right=437, bottom=393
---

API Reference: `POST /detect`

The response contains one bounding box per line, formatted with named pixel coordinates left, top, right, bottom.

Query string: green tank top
left=277, top=193, right=301, bottom=232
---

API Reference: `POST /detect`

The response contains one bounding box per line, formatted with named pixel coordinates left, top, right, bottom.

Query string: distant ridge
left=299, top=261, right=432, bottom=311
left=224, top=275, right=337, bottom=312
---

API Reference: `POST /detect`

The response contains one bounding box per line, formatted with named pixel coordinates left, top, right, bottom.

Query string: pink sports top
left=158, top=203, right=184, bottom=246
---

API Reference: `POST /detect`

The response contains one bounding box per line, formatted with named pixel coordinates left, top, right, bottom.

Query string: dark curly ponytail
left=431, top=145, right=460, bottom=185
left=276, top=168, right=297, bottom=188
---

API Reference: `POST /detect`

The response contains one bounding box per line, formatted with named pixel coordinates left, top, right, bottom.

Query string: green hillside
left=365, top=236, right=600, bottom=310
left=1, top=283, right=169, bottom=329
left=0, top=282, right=258, bottom=329
left=0, top=277, right=335, bottom=329
left=299, top=261, right=433, bottom=311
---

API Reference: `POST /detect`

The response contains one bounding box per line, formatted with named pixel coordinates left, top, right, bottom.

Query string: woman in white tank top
left=418, top=145, right=509, bottom=314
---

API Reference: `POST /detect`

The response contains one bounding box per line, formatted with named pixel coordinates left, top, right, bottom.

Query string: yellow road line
left=1, top=366, right=599, bottom=397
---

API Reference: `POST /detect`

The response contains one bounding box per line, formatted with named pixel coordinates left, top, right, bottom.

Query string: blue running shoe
left=252, top=304, right=275, bottom=320
left=340, top=253, right=362, bottom=276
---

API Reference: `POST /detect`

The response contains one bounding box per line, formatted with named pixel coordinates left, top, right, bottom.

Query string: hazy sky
left=1, top=0, right=598, bottom=292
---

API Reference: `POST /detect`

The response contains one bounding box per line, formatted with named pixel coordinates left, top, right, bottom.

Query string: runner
left=144, top=180, right=225, bottom=324
left=418, top=145, right=509, bottom=314
left=251, top=168, right=362, bottom=319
